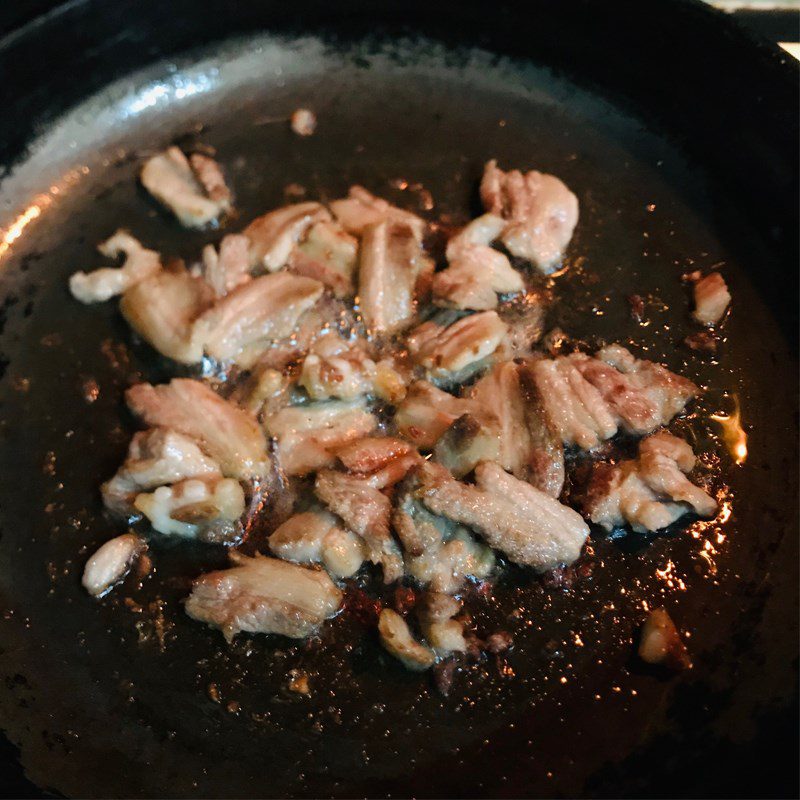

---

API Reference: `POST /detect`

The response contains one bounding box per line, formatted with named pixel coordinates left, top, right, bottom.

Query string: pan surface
left=0, top=2, right=797, bottom=797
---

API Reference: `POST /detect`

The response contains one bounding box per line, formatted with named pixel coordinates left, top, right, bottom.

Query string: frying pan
left=0, top=1, right=797, bottom=797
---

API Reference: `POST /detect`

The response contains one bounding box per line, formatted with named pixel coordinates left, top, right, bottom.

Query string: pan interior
left=0, top=34, right=796, bottom=799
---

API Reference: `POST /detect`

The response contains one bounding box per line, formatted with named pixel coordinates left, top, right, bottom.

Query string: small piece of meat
left=433, top=245, right=524, bottom=311
left=101, top=428, right=221, bottom=515
left=134, top=476, right=245, bottom=543
left=82, top=533, right=147, bottom=597
left=394, top=380, right=476, bottom=449
left=265, top=399, right=377, bottom=476
left=529, top=356, right=618, bottom=450
left=394, top=473, right=495, bottom=593
left=485, top=631, right=514, bottom=654
left=185, top=552, right=342, bottom=642
left=358, top=220, right=434, bottom=335
left=445, top=213, right=507, bottom=261
left=189, top=153, right=232, bottom=206
left=330, top=185, right=426, bottom=240
left=434, top=413, right=501, bottom=478
left=479, top=159, right=579, bottom=273
left=69, top=231, right=161, bottom=304
left=692, top=272, right=730, bottom=326
left=202, top=234, right=251, bottom=297
left=406, top=311, right=508, bottom=381
left=584, top=431, right=716, bottom=533
left=290, top=108, right=317, bottom=136
left=417, top=592, right=467, bottom=656
left=627, top=294, right=645, bottom=323
left=314, top=469, right=403, bottom=583
left=269, top=510, right=366, bottom=579
left=140, top=147, right=231, bottom=228
left=418, top=461, right=589, bottom=571
left=197, top=272, right=323, bottom=366
left=638, top=608, right=692, bottom=670
left=299, top=333, right=401, bottom=401
left=288, top=220, right=358, bottom=298
left=570, top=345, right=698, bottom=438
left=235, top=363, right=294, bottom=416
left=336, top=437, right=413, bottom=474
left=244, top=202, right=332, bottom=272
left=684, top=330, right=718, bottom=354
left=120, top=268, right=213, bottom=364
left=378, top=608, right=435, bottom=671
left=126, top=379, right=270, bottom=480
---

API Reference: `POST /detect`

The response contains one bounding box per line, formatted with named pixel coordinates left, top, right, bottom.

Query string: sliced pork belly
left=82, top=533, right=147, bottom=597
left=120, top=268, right=213, bottom=363
left=394, top=380, right=476, bottom=449
left=69, top=231, right=161, bottom=304
left=243, top=202, right=332, bottom=272
left=197, top=272, right=323, bottom=365
left=445, top=213, right=507, bottom=260
left=134, top=476, right=245, bottom=543
left=126, top=379, right=270, bottom=480
left=269, top=509, right=366, bottom=578
left=576, top=345, right=698, bottom=435
left=330, top=185, right=426, bottom=240
left=358, top=220, right=434, bottom=335
left=265, top=399, right=377, bottom=476
left=140, top=147, right=231, bottom=228
left=692, top=272, right=730, bottom=326
left=102, top=428, right=222, bottom=515
left=185, top=552, right=342, bottom=641
left=287, top=220, right=358, bottom=299
left=315, top=469, right=403, bottom=583
left=406, top=311, right=508, bottom=382
left=418, top=461, right=589, bottom=571
left=432, top=245, right=523, bottom=311
left=202, top=234, right=251, bottom=297
left=479, top=159, right=579, bottom=273
left=417, top=592, right=467, bottom=657
left=584, top=431, right=716, bottom=533
left=335, top=436, right=420, bottom=489
left=378, top=608, right=435, bottom=671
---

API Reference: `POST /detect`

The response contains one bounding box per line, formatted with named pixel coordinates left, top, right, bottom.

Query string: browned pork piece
left=185, top=552, right=343, bottom=642
left=467, top=361, right=563, bottom=492
left=418, top=461, right=589, bottom=571
left=406, top=311, right=508, bottom=383
left=584, top=431, right=716, bottom=533
left=69, top=231, right=161, bottom=304
left=287, top=220, right=358, bottom=298
left=126, top=379, right=270, bottom=480
left=445, top=213, right=507, bottom=260
left=244, top=202, right=332, bottom=272
left=82, top=533, right=147, bottom=597
left=299, top=333, right=407, bottom=403
left=393, top=472, right=495, bottom=593
left=290, top=108, right=317, bottom=137
left=575, top=345, right=698, bottom=435
left=202, top=234, right=251, bottom=297
left=196, top=272, right=323, bottom=366
left=265, top=399, right=377, bottom=476
left=638, top=608, right=692, bottom=670
left=140, top=147, right=231, bottom=228
left=134, top=476, right=245, bottom=543
left=433, top=413, right=501, bottom=478
left=479, top=159, right=579, bottom=273
left=268, top=509, right=366, bottom=578
left=358, top=220, right=434, bottom=335
left=120, top=268, right=213, bottom=363
left=335, top=437, right=420, bottom=489
left=102, top=428, right=222, bottom=515
left=314, top=469, right=403, bottom=583
left=378, top=608, right=435, bottom=671
left=417, top=592, right=467, bottom=657
left=432, top=245, right=524, bottom=311
left=692, top=272, right=730, bottom=326
left=394, top=380, right=477, bottom=449
left=330, top=185, right=427, bottom=240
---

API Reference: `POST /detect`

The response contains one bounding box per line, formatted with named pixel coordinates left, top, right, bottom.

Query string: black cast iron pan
left=0, top=1, right=797, bottom=797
